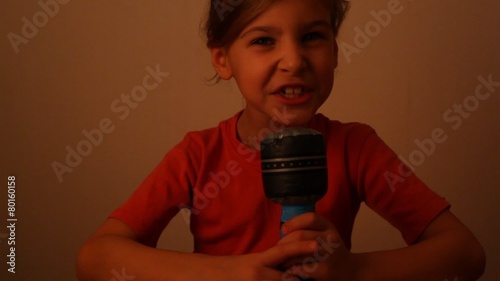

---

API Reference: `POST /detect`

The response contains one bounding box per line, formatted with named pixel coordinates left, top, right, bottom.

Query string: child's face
left=213, top=0, right=337, bottom=127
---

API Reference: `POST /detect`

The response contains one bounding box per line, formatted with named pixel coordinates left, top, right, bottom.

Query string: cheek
left=234, top=57, right=273, bottom=87
left=313, top=49, right=336, bottom=82
left=313, top=64, right=334, bottom=89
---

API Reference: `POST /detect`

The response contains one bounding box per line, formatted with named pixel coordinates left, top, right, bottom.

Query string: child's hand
left=278, top=213, right=358, bottom=281
left=210, top=239, right=320, bottom=281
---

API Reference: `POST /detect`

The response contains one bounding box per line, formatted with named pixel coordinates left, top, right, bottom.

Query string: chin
left=267, top=104, right=318, bottom=128
left=283, top=114, right=316, bottom=128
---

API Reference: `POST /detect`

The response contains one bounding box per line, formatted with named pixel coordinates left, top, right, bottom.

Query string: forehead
left=243, top=0, right=332, bottom=29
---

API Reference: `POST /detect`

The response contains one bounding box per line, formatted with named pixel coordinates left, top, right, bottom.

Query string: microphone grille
left=260, top=128, right=328, bottom=203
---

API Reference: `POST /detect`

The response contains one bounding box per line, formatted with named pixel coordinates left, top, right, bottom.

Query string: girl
left=76, top=0, right=485, bottom=280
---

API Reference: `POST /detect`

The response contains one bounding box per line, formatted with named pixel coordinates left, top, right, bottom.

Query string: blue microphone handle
left=280, top=204, right=315, bottom=237
left=280, top=204, right=316, bottom=281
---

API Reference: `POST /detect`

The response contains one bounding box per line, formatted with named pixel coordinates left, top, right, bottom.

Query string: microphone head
left=260, top=127, right=328, bottom=205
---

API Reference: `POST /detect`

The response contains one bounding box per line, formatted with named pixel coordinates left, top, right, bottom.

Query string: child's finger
left=281, top=213, right=333, bottom=234
left=279, top=255, right=310, bottom=269
left=261, top=240, right=319, bottom=268
left=278, top=230, right=321, bottom=245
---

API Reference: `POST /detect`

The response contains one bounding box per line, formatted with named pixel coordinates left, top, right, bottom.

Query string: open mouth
left=280, top=86, right=305, bottom=98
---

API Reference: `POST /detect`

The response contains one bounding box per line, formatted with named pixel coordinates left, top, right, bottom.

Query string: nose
left=277, top=40, right=307, bottom=75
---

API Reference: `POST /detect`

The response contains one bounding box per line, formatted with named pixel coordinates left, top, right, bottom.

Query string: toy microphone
left=261, top=127, right=328, bottom=280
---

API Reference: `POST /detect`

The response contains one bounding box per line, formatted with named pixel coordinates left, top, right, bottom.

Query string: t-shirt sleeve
left=351, top=127, right=450, bottom=245
left=108, top=135, right=196, bottom=247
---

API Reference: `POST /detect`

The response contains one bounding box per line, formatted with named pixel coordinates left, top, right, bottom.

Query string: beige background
left=1, top=0, right=499, bottom=280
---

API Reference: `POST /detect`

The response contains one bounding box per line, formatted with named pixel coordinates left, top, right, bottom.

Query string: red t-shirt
left=109, top=112, right=450, bottom=254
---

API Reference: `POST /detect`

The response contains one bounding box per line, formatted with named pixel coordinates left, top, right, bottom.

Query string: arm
left=280, top=210, right=485, bottom=281
left=353, top=210, right=485, bottom=281
left=76, top=218, right=320, bottom=281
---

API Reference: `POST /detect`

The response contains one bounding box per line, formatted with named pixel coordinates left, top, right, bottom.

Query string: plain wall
left=0, top=0, right=498, bottom=280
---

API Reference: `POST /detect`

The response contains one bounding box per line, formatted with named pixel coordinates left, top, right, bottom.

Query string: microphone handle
left=280, top=204, right=315, bottom=237
left=280, top=203, right=316, bottom=281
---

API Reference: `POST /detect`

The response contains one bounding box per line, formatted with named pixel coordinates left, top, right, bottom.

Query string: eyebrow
left=239, top=26, right=279, bottom=39
left=239, top=20, right=332, bottom=39
left=304, top=20, right=332, bottom=30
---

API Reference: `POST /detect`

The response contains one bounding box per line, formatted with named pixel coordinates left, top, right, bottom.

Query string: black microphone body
left=260, top=127, right=328, bottom=280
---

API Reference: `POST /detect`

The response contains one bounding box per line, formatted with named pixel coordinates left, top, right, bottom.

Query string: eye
left=250, top=37, right=275, bottom=46
left=302, top=32, right=325, bottom=42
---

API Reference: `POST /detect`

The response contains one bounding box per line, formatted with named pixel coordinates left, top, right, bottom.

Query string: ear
left=210, top=47, right=232, bottom=80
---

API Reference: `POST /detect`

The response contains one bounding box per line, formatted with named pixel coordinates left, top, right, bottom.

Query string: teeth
left=281, top=87, right=304, bottom=98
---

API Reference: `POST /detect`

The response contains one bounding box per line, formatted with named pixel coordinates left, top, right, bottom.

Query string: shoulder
left=185, top=114, right=234, bottom=142
left=156, top=114, right=237, bottom=177
left=175, top=113, right=238, bottom=155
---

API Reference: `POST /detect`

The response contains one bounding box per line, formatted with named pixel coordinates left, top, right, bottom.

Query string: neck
left=236, top=110, right=277, bottom=150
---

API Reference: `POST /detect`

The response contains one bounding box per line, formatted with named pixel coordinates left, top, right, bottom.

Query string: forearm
left=76, top=234, right=217, bottom=281
left=353, top=229, right=485, bottom=281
